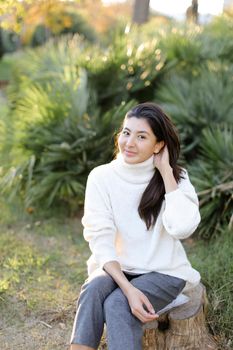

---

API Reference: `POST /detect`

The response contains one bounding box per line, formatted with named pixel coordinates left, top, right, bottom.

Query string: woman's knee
left=104, top=288, right=129, bottom=314
left=80, top=270, right=116, bottom=300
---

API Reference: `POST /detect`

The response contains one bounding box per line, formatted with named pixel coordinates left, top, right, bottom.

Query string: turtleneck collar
left=111, top=152, right=155, bottom=184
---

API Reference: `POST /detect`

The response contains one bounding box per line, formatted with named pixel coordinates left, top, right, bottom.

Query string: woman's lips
left=124, top=150, right=137, bottom=156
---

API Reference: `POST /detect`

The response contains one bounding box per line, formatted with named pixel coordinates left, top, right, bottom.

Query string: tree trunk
left=142, top=283, right=217, bottom=350
left=186, top=0, right=199, bottom=24
left=132, top=0, right=150, bottom=24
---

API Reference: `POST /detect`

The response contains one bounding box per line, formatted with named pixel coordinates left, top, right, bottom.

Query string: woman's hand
left=153, top=145, right=171, bottom=175
left=125, top=285, right=158, bottom=323
left=153, top=145, right=178, bottom=193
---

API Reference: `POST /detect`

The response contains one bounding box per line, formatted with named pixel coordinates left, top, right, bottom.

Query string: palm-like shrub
left=1, top=64, right=88, bottom=205
left=8, top=35, right=85, bottom=95
left=1, top=62, right=135, bottom=208
left=81, top=31, right=170, bottom=108
left=1, top=36, right=129, bottom=209
left=201, top=14, right=233, bottom=63
left=188, top=125, right=233, bottom=239
left=157, top=66, right=233, bottom=160
left=158, top=26, right=206, bottom=76
left=141, top=20, right=233, bottom=79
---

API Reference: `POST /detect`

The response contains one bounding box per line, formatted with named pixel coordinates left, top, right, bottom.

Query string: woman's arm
left=103, top=261, right=158, bottom=323
left=82, top=170, right=119, bottom=269
left=103, top=261, right=132, bottom=295
left=154, top=146, right=201, bottom=239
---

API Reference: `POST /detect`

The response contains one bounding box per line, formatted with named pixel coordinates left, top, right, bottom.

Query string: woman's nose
left=126, top=136, right=135, bottom=147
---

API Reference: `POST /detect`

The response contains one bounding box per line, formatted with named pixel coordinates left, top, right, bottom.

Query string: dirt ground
left=0, top=214, right=86, bottom=350
left=0, top=319, right=72, bottom=350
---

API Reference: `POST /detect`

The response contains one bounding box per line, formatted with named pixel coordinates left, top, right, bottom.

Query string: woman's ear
left=154, top=140, right=165, bottom=154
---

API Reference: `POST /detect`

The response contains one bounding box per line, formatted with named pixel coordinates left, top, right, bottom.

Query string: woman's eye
left=121, top=131, right=145, bottom=139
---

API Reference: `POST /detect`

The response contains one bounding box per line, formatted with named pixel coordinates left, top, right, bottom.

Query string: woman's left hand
left=126, top=285, right=159, bottom=323
left=153, top=145, right=171, bottom=175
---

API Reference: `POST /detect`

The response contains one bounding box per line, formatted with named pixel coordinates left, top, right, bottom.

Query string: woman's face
left=118, top=117, right=164, bottom=164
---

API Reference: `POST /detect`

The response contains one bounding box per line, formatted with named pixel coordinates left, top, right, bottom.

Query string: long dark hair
left=117, top=102, right=184, bottom=230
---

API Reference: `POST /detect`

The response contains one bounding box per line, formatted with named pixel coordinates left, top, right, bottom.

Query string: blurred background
left=0, top=1, right=232, bottom=349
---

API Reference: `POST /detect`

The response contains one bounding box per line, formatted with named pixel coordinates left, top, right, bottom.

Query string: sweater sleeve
left=162, top=169, right=201, bottom=240
left=81, top=170, right=118, bottom=269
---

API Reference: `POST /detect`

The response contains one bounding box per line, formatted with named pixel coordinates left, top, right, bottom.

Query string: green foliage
left=31, top=25, right=51, bottom=47
left=0, top=0, right=97, bottom=46
left=188, top=227, right=233, bottom=346
left=157, top=66, right=233, bottom=159
left=30, top=10, right=97, bottom=48
left=2, top=94, right=135, bottom=208
left=150, top=20, right=233, bottom=241
left=0, top=95, right=8, bottom=157
left=0, top=28, right=20, bottom=57
left=158, top=27, right=205, bottom=75
left=1, top=68, right=90, bottom=207
left=80, top=30, right=170, bottom=109
left=7, top=35, right=85, bottom=93
left=202, top=14, right=233, bottom=63
left=188, top=125, right=233, bottom=239
left=1, top=37, right=136, bottom=208
left=59, top=10, right=97, bottom=42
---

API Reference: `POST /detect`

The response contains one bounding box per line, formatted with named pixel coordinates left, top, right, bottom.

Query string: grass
left=0, top=196, right=232, bottom=349
left=0, top=199, right=89, bottom=350
left=186, top=230, right=233, bottom=349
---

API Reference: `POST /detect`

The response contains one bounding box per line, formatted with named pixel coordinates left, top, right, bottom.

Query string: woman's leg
left=70, top=268, right=118, bottom=349
left=104, top=287, right=142, bottom=350
left=103, top=271, right=186, bottom=350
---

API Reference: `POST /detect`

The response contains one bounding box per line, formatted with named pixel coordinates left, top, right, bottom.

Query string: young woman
left=70, top=102, right=201, bottom=350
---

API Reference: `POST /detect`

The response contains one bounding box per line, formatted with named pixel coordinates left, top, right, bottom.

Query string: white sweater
left=82, top=153, right=201, bottom=290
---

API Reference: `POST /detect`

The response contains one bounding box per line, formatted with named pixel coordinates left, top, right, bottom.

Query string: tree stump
left=142, top=283, right=217, bottom=350
left=99, top=283, right=218, bottom=350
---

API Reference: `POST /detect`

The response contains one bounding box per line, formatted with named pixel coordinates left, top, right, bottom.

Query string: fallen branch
left=39, top=320, right=52, bottom=329
left=197, top=181, right=233, bottom=197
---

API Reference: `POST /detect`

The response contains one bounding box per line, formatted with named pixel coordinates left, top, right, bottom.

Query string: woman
left=70, top=102, right=201, bottom=350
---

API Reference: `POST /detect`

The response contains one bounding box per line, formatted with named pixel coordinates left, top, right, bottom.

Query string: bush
left=0, top=28, right=20, bottom=57
left=1, top=97, right=135, bottom=209
left=30, top=11, right=97, bottom=48
left=1, top=37, right=136, bottom=208
left=31, top=25, right=51, bottom=47
left=80, top=30, right=171, bottom=109
left=157, top=66, right=233, bottom=160
left=188, top=125, right=233, bottom=239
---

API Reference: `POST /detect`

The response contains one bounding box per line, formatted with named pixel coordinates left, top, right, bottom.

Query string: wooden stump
left=142, top=283, right=218, bottom=350
left=99, top=283, right=218, bottom=350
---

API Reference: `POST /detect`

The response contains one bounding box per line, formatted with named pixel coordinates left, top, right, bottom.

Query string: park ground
left=0, top=200, right=88, bottom=350
left=0, top=198, right=230, bottom=350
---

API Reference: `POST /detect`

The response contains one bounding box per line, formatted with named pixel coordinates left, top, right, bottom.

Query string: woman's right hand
left=125, top=285, right=159, bottom=323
